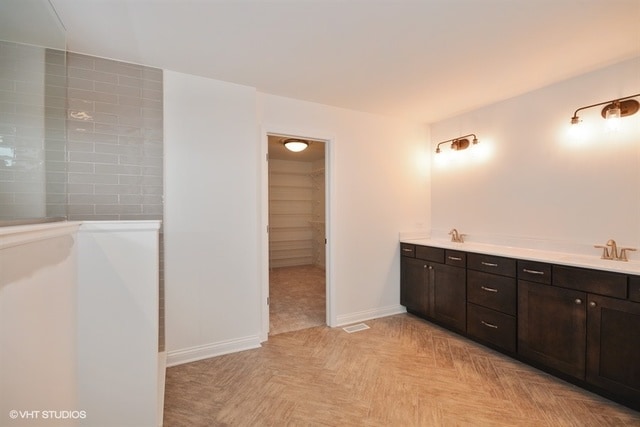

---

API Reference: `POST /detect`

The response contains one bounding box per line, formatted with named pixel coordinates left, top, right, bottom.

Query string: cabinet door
left=587, top=295, right=640, bottom=404
left=518, top=280, right=586, bottom=379
left=433, top=263, right=466, bottom=333
left=400, top=256, right=431, bottom=317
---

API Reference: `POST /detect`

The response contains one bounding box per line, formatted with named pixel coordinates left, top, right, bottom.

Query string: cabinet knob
left=575, top=298, right=582, bottom=305
left=589, top=301, right=597, bottom=307
left=428, top=265, right=433, bottom=270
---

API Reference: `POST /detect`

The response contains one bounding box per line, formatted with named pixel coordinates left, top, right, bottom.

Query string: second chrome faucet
left=594, top=239, right=637, bottom=261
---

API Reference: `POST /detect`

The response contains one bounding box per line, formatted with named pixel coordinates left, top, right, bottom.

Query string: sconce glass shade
left=283, top=139, right=309, bottom=152
left=603, top=102, right=622, bottom=132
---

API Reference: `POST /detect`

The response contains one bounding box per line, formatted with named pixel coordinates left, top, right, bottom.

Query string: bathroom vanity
left=400, top=239, right=640, bottom=411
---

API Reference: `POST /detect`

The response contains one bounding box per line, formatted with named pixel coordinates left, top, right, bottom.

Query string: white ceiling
left=49, top=0, right=640, bottom=124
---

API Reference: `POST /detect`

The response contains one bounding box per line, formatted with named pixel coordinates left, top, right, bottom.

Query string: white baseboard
left=335, top=304, right=406, bottom=327
left=166, top=335, right=261, bottom=367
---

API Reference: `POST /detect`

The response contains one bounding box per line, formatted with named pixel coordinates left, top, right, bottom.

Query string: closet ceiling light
left=283, top=138, right=309, bottom=152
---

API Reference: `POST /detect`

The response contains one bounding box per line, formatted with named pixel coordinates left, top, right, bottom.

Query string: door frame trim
left=260, top=126, right=336, bottom=342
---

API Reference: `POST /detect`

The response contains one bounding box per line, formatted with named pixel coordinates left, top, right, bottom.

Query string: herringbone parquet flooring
left=163, top=314, right=640, bottom=426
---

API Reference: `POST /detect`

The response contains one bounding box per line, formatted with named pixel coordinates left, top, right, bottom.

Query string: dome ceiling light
left=282, top=138, right=309, bottom=152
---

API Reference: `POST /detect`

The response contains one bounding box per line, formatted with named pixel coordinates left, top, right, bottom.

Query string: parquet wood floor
left=163, top=314, right=640, bottom=426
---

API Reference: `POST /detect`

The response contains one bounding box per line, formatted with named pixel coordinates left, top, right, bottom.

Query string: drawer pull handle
left=481, top=320, right=498, bottom=329
left=402, top=248, right=413, bottom=252
left=523, top=268, right=545, bottom=275
left=481, top=286, right=498, bottom=293
left=448, top=256, right=462, bottom=261
left=575, top=298, right=582, bottom=305
left=481, top=261, right=498, bottom=267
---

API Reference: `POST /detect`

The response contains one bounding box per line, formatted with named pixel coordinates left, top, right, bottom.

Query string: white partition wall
left=77, top=221, right=162, bottom=427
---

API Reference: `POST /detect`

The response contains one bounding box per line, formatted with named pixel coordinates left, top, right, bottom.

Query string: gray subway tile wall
left=65, top=52, right=163, bottom=221
left=0, top=41, right=66, bottom=220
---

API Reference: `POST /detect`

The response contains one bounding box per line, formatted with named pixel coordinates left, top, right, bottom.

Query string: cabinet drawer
left=467, top=270, right=516, bottom=315
left=415, top=245, right=445, bottom=263
left=467, top=303, right=516, bottom=353
left=518, top=260, right=552, bottom=285
left=467, top=253, right=516, bottom=277
left=400, top=243, right=415, bottom=257
left=630, top=276, right=640, bottom=303
left=445, top=250, right=466, bottom=267
left=553, top=265, right=627, bottom=299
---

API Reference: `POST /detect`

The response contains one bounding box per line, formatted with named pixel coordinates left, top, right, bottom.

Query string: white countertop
left=401, top=238, right=640, bottom=275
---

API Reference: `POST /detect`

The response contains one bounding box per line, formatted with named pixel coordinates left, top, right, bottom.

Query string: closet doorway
left=267, top=134, right=326, bottom=335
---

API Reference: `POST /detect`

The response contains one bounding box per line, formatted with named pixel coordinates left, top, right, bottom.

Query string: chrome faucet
left=594, top=239, right=637, bottom=261
left=606, top=239, right=618, bottom=260
left=449, top=228, right=465, bottom=243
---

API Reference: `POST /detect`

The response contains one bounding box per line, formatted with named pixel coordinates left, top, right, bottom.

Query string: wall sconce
left=283, top=138, right=309, bottom=152
left=435, top=134, right=479, bottom=154
left=570, top=94, right=639, bottom=129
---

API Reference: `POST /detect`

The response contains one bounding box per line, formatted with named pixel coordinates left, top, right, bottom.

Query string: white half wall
left=0, top=223, right=79, bottom=427
left=163, top=71, right=262, bottom=365
left=430, top=57, right=640, bottom=254
left=77, top=221, right=161, bottom=427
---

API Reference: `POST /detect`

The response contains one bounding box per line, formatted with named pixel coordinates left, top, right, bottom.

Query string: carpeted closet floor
left=269, top=264, right=326, bottom=335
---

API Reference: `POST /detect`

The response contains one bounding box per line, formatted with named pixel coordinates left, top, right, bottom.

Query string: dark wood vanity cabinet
left=466, top=254, right=517, bottom=353
left=400, top=245, right=466, bottom=333
left=400, top=256, right=431, bottom=317
left=518, top=265, right=640, bottom=406
left=433, top=260, right=466, bottom=332
left=400, top=243, right=640, bottom=410
left=518, top=280, right=587, bottom=379
left=586, top=294, right=640, bottom=405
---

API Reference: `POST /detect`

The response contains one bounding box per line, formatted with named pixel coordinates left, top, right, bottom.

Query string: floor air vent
left=342, top=323, right=370, bottom=333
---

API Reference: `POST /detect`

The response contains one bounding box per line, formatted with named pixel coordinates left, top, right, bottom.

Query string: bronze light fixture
left=435, top=134, right=479, bottom=154
left=570, top=93, right=640, bottom=125
left=282, top=138, right=309, bottom=152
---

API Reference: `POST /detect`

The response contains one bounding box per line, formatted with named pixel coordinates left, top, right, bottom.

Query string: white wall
left=430, top=57, right=640, bottom=254
left=164, top=71, right=262, bottom=365
left=163, top=71, right=429, bottom=362
left=259, top=94, right=429, bottom=326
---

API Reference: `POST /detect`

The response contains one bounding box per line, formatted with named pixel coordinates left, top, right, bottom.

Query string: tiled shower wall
left=65, top=52, right=163, bottom=221
left=64, top=52, right=165, bottom=351
left=0, top=41, right=66, bottom=220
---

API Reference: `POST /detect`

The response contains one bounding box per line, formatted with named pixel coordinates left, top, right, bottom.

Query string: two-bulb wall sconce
left=435, top=133, right=479, bottom=154
left=570, top=93, right=639, bottom=130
